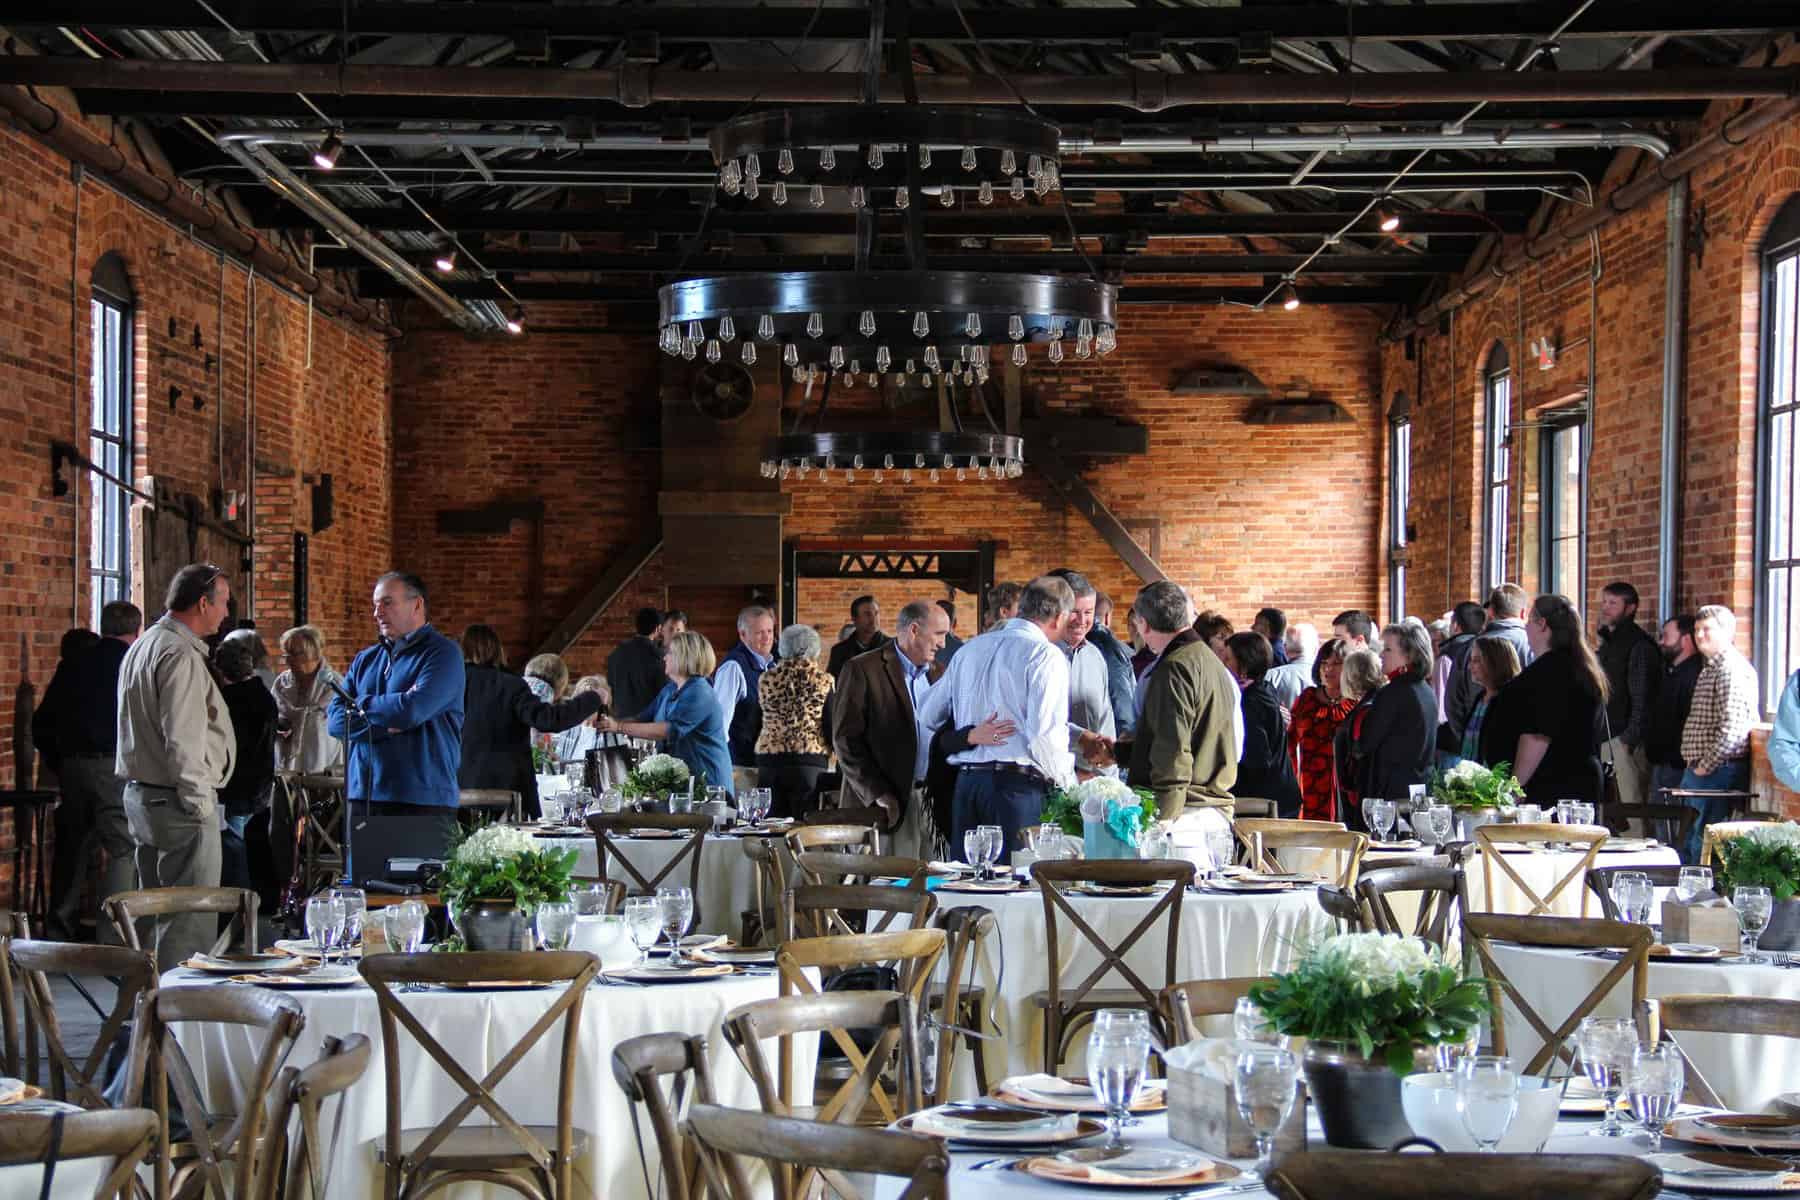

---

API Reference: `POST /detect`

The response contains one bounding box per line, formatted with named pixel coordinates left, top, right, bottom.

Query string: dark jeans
left=755, top=753, right=827, bottom=820
left=950, top=768, right=1048, bottom=862
left=1678, top=758, right=1749, bottom=864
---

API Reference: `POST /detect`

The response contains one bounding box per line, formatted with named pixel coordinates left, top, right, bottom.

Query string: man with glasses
left=116, top=564, right=236, bottom=969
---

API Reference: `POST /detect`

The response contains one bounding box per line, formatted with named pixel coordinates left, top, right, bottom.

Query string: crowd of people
left=29, top=555, right=1790, bottom=968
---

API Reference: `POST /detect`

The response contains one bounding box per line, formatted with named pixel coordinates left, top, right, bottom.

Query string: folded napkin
left=909, top=1107, right=1077, bottom=1141
left=0, top=1077, right=34, bottom=1105
left=1027, top=1155, right=1223, bottom=1187
left=997, top=1075, right=1166, bottom=1112
left=1163, top=1037, right=1241, bottom=1083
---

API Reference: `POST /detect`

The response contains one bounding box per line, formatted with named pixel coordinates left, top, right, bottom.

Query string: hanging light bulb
left=797, top=459, right=809, bottom=478
left=659, top=325, right=680, bottom=355
left=920, top=371, right=933, bottom=386
left=1010, top=176, right=1026, bottom=201
left=311, top=130, right=343, bottom=171
left=1280, top=282, right=1301, bottom=311
left=1000, top=148, right=1016, bottom=176
left=1008, top=314, right=1025, bottom=341
left=977, top=461, right=988, bottom=481
left=758, top=314, right=776, bottom=341
left=866, top=372, right=877, bottom=388
left=850, top=185, right=867, bottom=210
left=929, top=467, right=940, bottom=482
left=873, top=469, right=883, bottom=483
left=852, top=455, right=864, bottom=471
left=783, top=343, right=799, bottom=366
left=740, top=341, right=757, bottom=365
left=772, top=181, right=788, bottom=206
left=912, top=311, right=930, bottom=338
left=819, top=146, right=836, bottom=171
left=961, top=145, right=978, bottom=172
left=806, top=311, right=824, bottom=340
left=1078, top=318, right=1093, bottom=342
left=744, top=153, right=761, bottom=180
left=895, top=186, right=910, bottom=210
left=723, top=159, right=741, bottom=187
left=938, top=185, right=955, bottom=208
left=956, top=461, right=966, bottom=481
left=978, top=180, right=994, bottom=206
left=919, top=144, right=932, bottom=169
left=744, top=176, right=759, bottom=200
left=718, top=315, right=736, bottom=342
left=859, top=310, right=877, bottom=338
left=1012, top=342, right=1028, bottom=366
left=902, top=468, right=913, bottom=483
left=681, top=337, right=698, bottom=360
left=975, top=362, right=990, bottom=384
left=848, top=358, right=861, bottom=377
left=705, top=339, right=721, bottom=363
left=825, top=454, right=836, bottom=471
left=1075, top=335, right=1092, bottom=359
left=1376, top=205, right=1401, bottom=233
left=875, top=345, right=891, bottom=372
left=844, top=468, right=855, bottom=482
left=829, top=344, right=846, bottom=370
left=434, top=247, right=457, bottom=273
left=1034, top=171, right=1051, bottom=198
left=721, top=167, right=740, bottom=196
left=686, top=320, right=703, bottom=343
left=1097, top=324, right=1117, bottom=355
left=905, top=359, right=917, bottom=376
left=777, top=148, right=795, bottom=176
left=923, top=346, right=940, bottom=371
left=1027, top=154, right=1043, bottom=180
left=793, top=365, right=807, bottom=383
left=1048, top=338, right=1064, bottom=363
left=779, top=460, right=791, bottom=480
left=868, top=144, right=885, bottom=170
left=809, top=183, right=825, bottom=208
left=965, top=313, right=981, bottom=339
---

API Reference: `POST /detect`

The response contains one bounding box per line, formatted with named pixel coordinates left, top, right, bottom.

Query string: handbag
left=1598, top=705, right=1621, bottom=812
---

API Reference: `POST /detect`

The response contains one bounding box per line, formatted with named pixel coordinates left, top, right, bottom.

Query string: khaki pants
left=1606, top=737, right=1650, bottom=811
left=124, top=782, right=221, bottom=971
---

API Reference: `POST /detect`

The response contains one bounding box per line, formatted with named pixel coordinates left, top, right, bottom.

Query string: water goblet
left=534, top=901, right=577, bottom=951
left=384, top=899, right=428, bottom=954
left=1370, top=799, right=1397, bottom=843
left=1611, top=873, right=1654, bottom=925
left=1140, top=824, right=1172, bottom=861
left=1361, top=797, right=1383, bottom=837
left=1232, top=996, right=1285, bottom=1046
left=330, top=885, right=368, bottom=954
left=1233, top=1046, right=1299, bottom=1177
left=304, top=894, right=345, bottom=967
left=1456, top=1055, right=1520, bottom=1153
left=1676, top=866, right=1713, bottom=903
left=1087, top=1017, right=1152, bottom=1150
left=979, top=825, right=1006, bottom=876
left=1627, top=1042, right=1685, bottom=1151
left=1576, top=1016, right=1636, bottom=1136
left=574, top=882, right=611, bottom=917
left=541, top=796, right=564, bottom=826
left=623, top=897, right=662, bottom=967
left=963, top=828, right=986, bottom=875
left=1733, top=885, right=1774, bottom=963
left=1428, top=805, right=1454, bottom=846
left=657, top=885, right=695, bottom=964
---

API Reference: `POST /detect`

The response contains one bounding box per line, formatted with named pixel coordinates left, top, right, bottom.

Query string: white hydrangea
left=1739, top=822, right=1800, bottom=852
left=1311, top=931, right=1440, bottom=995
left=1443, top=760, right=1486, bottom=784
left=1073, top=776, right=1138, bottom=808
left=636, top=753, right=691, bottom=781
left=454, top=823, right=537, bottom=866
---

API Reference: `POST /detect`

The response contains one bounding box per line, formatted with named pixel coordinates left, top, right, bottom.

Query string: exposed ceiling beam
left=1, top=58, right=1790, bottom=107
left=335, top=251, right=1465, bottom=276
left=356, top=278, right=1413, bottom=305
left=12, top=1, right=1794, bottom=44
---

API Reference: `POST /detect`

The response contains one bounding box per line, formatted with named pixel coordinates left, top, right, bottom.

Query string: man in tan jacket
left=117, top=563, right=236, bottom=968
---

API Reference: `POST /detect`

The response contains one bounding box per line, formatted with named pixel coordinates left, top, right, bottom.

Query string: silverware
left=1167, top=1179, right=1264, bottom=1199
left=968, top=1157, right=1021, bottom=1172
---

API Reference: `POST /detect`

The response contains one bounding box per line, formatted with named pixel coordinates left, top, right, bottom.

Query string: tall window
left=1389, top=396, right=1411, bottom=621
left=1483, top=343, right=1513, bottom=594
left=1756, top=196, right=1800, bottom=712
left=89, top=254, right=133, bottom=628
left=1541, top=413, right=1585, bottom=598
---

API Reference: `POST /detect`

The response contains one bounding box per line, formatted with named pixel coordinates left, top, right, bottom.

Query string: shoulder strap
left=37, top=1111, right=65, bottom=1200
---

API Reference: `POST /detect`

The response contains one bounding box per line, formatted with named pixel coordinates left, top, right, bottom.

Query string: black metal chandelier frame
left=760, top=431, right=1024, bottom=483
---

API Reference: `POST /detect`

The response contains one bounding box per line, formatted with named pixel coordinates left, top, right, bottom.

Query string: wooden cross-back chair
left=684, top=1102, right=950, bottom=1200
left=1639, top=994, right=1800, bottom=1109
left=1263, top=1149, right=1660, bottom=1200
left=1315, top=884, right=1366, bottom=930
left=1471, top=824, right=1608, bottom=916
left=1700, top=819, right=1779, bottom=867
left=1236, top=819, right=1367, bottom=886
left=927, top=905, right=999, bottom=1104
left=123, top=985, right=306, bottom=1200
left=586, top=812, right=711, bottom=901
left=726, top=991, right=924, bottom=1129
left=1584, top=865, right=1685, bottom=922
left=360, top=950, right=600, bottom=1200
left=791, top=851, right=927, bottom=889
left=1356, top=864, right=1463, bottom=951
left=1029, top=858, right=1196, bottom=1071
left=1462, top=913, right=1651, bottom=1076
left=611, top=1032, right=744, bottom=1200
left=249, top=1033, right=371, bottom=1200
left=1160, top=977, right=1273, bottom=1047
left=104, top=887, right=260, bottom=959
left=7, top=941, right=155, bottom=1109
left=0, top=910, right=34, bottom=1082
left=786, top=824, right=881, bottom=857
left=1599, top=801, right=1697, bottom=851
left=458, top=788, right=523, bottom=824
left=0, top=1106, right=159, bottom=1200
left=781, top=884, right=936, bottom=943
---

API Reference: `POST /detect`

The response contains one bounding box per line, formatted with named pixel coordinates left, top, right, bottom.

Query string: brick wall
left=0, top=120, right=391, bottom=903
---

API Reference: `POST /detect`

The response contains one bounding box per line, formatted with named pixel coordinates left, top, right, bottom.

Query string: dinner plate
left=993, top=1076, right=1168, bottom=1114
left=1019, top=1147, right=1237, bottom=1189
left=1648, top=1152, right=1800, bottom=1194
left=1669, top=1115, right=1800, bottom=1149
left=895, top=1106, right=1104, bottom=1147
left=694, top=945, right=777, bottom=965
left=1597, top=838, right=1662, bottom=852
left=229, top=966, right=362, bottom=989
left=182, top=952, right=304, bottom=974
left=440, top=980, right=556, bottom=991
left=1368, top=840, right=1423, bottom=852
left=603, top=962, right=736, bottom=984
left=938, top=880, right=1029, bottom=894
left=621, top=829, right=683, bottom=840
left=273, top=939, right=362, bottom=960
left=1070, top=883, right=1164, bottom=897
left=1203, top=879, right=1299, bottom=894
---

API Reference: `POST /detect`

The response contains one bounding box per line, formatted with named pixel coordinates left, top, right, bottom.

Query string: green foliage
left=1427, top=760, right=1524, bottom=811
left=530, top=736, right=558, bottom=773
left=622, top=753, right=693, bottom=801
left=438, top=828, right=577, bottom=917
left=1039, top=784, right=1163, bottom=837
left=1715, top=826, right=1800, bottom=902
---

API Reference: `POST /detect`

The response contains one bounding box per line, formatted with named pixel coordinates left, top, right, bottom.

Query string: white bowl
left=1400, top=1071, right=1561, bottom=1152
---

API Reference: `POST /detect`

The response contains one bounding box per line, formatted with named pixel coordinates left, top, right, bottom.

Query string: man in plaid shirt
left=1677, top=605, right=1760, bottom=862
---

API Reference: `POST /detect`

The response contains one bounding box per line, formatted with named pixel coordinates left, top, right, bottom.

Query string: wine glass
left=574, top=882, right=611, bottom=917
left=1232, top=996, right=1285, bottom=1046
left=305, top=894, right=345, bottom=967
left=541, top=796, right=564, bottom=826
left=384, top=900, right=427, bottom=987
left=1428, top=805, right=1453, bottom=846
left=1674, top=866, right=1711, bottom=903
left=1361, top=797, right=1382, bottom=836
left=1207, top=829, right=1236, bottom=876
left=330, top=885, right=367, bottom=955
left=978, top=824, right=1005, bottom=877
left=1576, top=1016, right=1636, bottom=1136
left=1456, top=1055, right=1520, bottom=1153
left=623, top=897, right=662, bottom=966
left=1627, top=1042, right=1685, bottom=1151
left=1733, top=885, right=1774, bottom=963
left=1087, top=1015, right=1152, bottom=1150
left=1370, top=799, right=1397, bottom=844
left=657, top=885, right=695, bottom=965
left=534, top=901, right=577, bottom=951
left=1611, top=873, right=1654, bottom=925
left=963, top=828, right=986, bottom=876
left=1233, top=1046, right=1299, bottom=1177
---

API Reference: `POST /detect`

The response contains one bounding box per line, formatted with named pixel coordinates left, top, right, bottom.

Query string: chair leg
left=961, top=997, right=992, bottom=1096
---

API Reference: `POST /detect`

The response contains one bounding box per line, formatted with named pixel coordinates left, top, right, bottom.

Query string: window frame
left=1754, top=196, right=1800, bottom=715
left=1389, top=410, right=1411, bottom=622
left=88, top=262, right=133, bottom=629
left=1539, top=409, right=1586, bottom=600
left=1482, top=343, right=1513, bottom=596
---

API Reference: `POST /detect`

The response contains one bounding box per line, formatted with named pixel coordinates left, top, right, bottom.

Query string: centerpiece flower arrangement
left=439, top=824, right=577, bottom=950
left=1427, top=759, right=1524, bottom=812
left=1042, top=777, right=1160, bottom=857
left=530, top=732, right=558, bottom=774
left=1714, top=821, right=1800, bottom=901
left=621, top=752, right=693, bottom=802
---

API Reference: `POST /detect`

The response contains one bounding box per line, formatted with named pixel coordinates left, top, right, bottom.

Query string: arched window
left=1482, top=342, right=1512, bottom=595
left=89, top=252, right=134, bottom=627
left=1756, top=195, right=1800, bottom=712
left=1388, top=391, right=1411, bottom=621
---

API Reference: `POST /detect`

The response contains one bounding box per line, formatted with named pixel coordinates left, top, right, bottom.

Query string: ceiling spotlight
left=505, top=306, right=525, bottom=335
left=1279, top=282, right=1301, bottom=311
left=312, top=130, right=343, bottom=171
left=433, top=248, right=457, bottom=273
left=1376, top=205, right=1401, bottom=233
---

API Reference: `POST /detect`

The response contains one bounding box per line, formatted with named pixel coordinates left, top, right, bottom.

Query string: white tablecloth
left=538, top=832, right=771, bottom=943
left=0, top=1100, right=107, bottom=1200
left=1363, top=844, right=1680, bottom=916
left=1482, top=942, right=1800, bottom=1113
left=162, top=965, right=818, bottom=1200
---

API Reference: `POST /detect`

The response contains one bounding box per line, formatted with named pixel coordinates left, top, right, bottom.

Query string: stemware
left=1428, top=805, right=1454, bottom=846
left=1232, top=996, right=1285, bottom=1046
left=1140, top=824, right=1172, bottom=861
left=1611, top=873, right=1654, bottom=925
left=1361, top=797, right=1383, bottom=837
left=979, top=824, right=1005, bottom=876
left=1576, top=1016, right=1636, bottom=1136
left=534, top=901, right=577, bottom=951
left=1627, top=1042, right=1685, bottom=1151
left=541, top=796, right=565, bottom=826
left=1676, top=866, right=1713, bottom=903
left=599, top=789, right=624, bottom=815
left=304, top=894, right=345, bottom=967
left=574, top=882, right=611, bottom=917
left=1206, top=829, right=1236, bottom=876
left=1087, top=1013, right=1152, bottom=1150
left=1456, top=1055, right=1520, bottom=1153
left=657, top=885, right=695, bottom=965
left=667, top=790, right=693, bottom=815
left=1370, top=799, right=1397, bottom=843
left=1233, top=1046, right=1299, bottom=1177
left=963, top=828, right=987, bottom=876
left=330, top=885, right=368, bottom=954
left=623, top=897, right=662, bottom=966
left=1733, top=885, right=1774, bottom=963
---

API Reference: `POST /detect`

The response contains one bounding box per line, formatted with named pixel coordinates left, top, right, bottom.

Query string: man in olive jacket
left=1126, top=581, right=1239, bottom=822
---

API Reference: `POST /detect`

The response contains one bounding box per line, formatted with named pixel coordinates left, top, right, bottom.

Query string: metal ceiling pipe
left=1388, top=93, right=1800, bottom=338
left=0, top=86, right=391, bottom=332
left=1658, top=179, right=1687, bottom=620
left=4, top=59, right=1794, bottom=108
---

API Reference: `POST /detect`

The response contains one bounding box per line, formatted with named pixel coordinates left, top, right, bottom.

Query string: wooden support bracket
left=1031, top=442, right=1168, bottom=585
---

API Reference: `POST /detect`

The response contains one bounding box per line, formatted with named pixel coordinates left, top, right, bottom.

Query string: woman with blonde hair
left=554, top=674, right=634, bottom=789
left=523, top=652, right=571, bottom=702
left=1342, top=622, right=1438, bottom=830
left=601, top=630, right=735, bottom=796
left=1331, top=647, right=1388, bottom=822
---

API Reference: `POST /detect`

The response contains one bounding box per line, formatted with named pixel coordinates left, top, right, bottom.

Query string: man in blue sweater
left=329, top=572, right=465, bottom=876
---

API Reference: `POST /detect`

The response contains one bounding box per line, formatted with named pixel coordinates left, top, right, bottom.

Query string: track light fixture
left=505, top=306, right=525, bottom=335
left=1376, top=205, right=1401, bottom=233
left=311, top=130, right=343, bottom=171
left=1280, top=282, right=1301, bottom=311
left=433, top=247, right=457, bottom=273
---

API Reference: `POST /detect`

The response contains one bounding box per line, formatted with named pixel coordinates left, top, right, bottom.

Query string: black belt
left=959, top=761, right=1052, bottom=787
left=126, top=780, right=175, bottom=790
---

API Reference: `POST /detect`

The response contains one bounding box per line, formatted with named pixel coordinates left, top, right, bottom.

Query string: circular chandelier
left=759, top=431, right=1023, bottom=483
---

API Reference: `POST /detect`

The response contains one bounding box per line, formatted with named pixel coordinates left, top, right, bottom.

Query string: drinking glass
left=1233, top=1046, right=1299, bottom=1177
left=330, top=885, right=368, bottom=953
left=599, top=789, right=624, bottom=815
left=667, top=790, right=692, bottom=815
left=1140, top=825, right=1172, bottom=861
left=1361, top=797, right=1382, bottom=836
left=1576, top=1016, right=1636, bottom=1136
left=541, top=796, right=565, bottom=826
left=1611, top=873, right=1654, bottom=925
left=963, top=828, right=986, bottom=874
left=1516, top=804, right=1543, bottom=824
left=563, top=759, right=584, bottom=789
left=623, top=897, right=662, bottom=966
left=1676, top=866, right=1713, bottom=903
left=1370, top=799, right=1397, bottom=843
left=710, top=801, right=731, bottom=834
left=305, top=895, right=345, bottom=967
left=1207, top=829, right=1236, bottom=875
left=1569, top=802, right=1595, bottom=827
left=1087, top=1017, right=1152, bottom=1149
left=1232, top=996, right=1285, bottom=1046
left=1627, top=1042, right=1685, bottom=1151
left=1428, top=805, right=1453, bottom=845
left=1733, top=885, right=1774, bottom=963
left=384, top=899, right=428, bottom=954
left=1033, top=823, right=1064, bottom=861
left=657, top=885, right=695, bottom=964
left=574, top=882, right=611, bottom=917
left=978, top=825, right=1005, bottom=876
left=1456, top=1055, right=1520, bottom=1153
left=1556, top=800, right=1574, bottom=825
left=534, top=901, right=577, bottom=951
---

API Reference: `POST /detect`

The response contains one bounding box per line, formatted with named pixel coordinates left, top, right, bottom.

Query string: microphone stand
left=326, top=677, right=374, bottom=888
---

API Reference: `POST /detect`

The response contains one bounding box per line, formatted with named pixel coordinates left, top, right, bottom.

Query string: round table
left=162, top=964, right=818, bottom=1200
left=1482, top=942, right=1800, bottom=1113
left=1363, top=843, right=1681, bottom=916
left=536, top=831, right=771, bottom=944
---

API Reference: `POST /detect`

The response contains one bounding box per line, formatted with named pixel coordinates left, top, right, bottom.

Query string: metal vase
left=1301, top=1041, right=1423, bottom=1150
left=461, top=900, right=528, bottom=951
left=1760, top=898, right=1800, bottom=951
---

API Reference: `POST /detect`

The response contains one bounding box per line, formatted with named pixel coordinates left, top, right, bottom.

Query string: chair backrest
left=1031, top=859, right=1197, bottom=1019
left=1639, top=994, right=1800, bottom=1108
left=1584, top=865, right=1685, bottom=922
left=359, top=951, right=598, bottom=1200
left=1472, top=824, right=1608, bottom=916
left=1700, top=819, right=1779, bottom=866
left=684, top=1102, right=949, bottom=1200
left=1237, top=819, right=1366, bottom=886
left=0, top=910, right=31, bottom=1080
left=125, top=985, right=306, bottom=1200
left=782, top=884, right=938, bottom=942
left=0, top=1106, right=159, bottom=1200
left=791, top=851, right=927, bottom=889
left=928, top=905, right=998, bottom=1107
left=457, top=788, right=521, bottom=822
left=1160, top=977, right=1271, bottom=1046
left=250, top=1033, right=372, bottom=1200
left=1315, top=884, right=1366, bottom=930
left=1356, top=864, right=1463, bottom=950
left=725, top=991, right=924, bottom=1127
left=612, top=1032, right=743, bottom=1200
left=1600, top=802, right=1696, bottom=850
left=741, top=838, right=788, bottom=948
left=1462, top=913, right=1650, bottom=1075
left=1264, top=1149, right=1659, bottom=1200
left=7, top=940, right=156, bottom=1108
left=587, top=812, right=711, bottom=900
left=104, top=887, right=260, bottom=957
left=787, top=823, right=881, bottom=856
